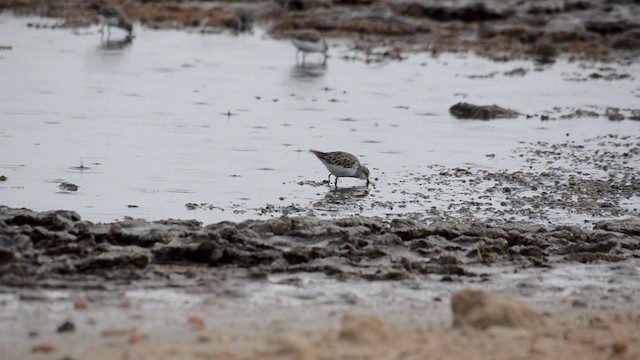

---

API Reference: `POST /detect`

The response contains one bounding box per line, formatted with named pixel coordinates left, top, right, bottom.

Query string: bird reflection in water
left=323, top=186, right=370, bottom=205
left=290, top=62, right=327, bottom=80
left=99, top=35, right=133, bottom=50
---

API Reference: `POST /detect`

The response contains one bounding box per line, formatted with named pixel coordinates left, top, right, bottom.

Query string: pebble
left=612, top=341, right=628, bottom=355
left=188, top=315, right=205, bottom=329
left=31, top=342, right=56, bottom=353
left=57, top=320, right=75, bottom=333
left=73, top=298, right=90, bottom=310
left=129, top=333, right=146, bottom=344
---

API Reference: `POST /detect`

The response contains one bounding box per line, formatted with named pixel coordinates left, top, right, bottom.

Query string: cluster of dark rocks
left=1, top=206, right=638, bottom=289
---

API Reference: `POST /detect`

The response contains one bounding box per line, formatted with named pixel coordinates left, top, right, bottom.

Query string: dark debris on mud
left=1, top=206, right=639, bottom=289
left=4, top=0, right=640, bottom=62
left=449, top=102, right=520, bottom=120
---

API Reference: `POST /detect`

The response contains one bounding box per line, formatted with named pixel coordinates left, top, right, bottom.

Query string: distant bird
left=286, top=30, right=328, bottom=64
left=310, top=150, right=370, bottom=187
left=87, top=1, right=133, bottom=38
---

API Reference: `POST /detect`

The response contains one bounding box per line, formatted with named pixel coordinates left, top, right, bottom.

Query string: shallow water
left=1, top=15, right=639, bottom=224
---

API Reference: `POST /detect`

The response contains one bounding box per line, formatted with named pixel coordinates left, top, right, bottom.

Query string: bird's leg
left=99, top=23, right=104, bottom=34
left=327, top=173, right=332, bottom=184
left=334, top=177, right=338, bottom=187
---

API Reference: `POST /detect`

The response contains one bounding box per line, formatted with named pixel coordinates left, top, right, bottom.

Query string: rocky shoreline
left=2, top=205, right=639, bottom=289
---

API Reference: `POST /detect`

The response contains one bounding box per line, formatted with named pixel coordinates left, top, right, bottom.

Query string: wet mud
left=254, top=133, right=640, bottom=225
left=3, top=0, right=640, bottom=62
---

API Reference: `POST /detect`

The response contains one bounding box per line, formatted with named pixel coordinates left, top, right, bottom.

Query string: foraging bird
left=87, top=1, right=133, bottom=38
left=309, top=150, right=370, bottom=187
left=287, top=30, right=328, bottom=64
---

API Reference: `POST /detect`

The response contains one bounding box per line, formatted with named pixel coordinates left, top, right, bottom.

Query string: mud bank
left=3, top=0, right=640, bottom=62
left=2, top=205, right=639, bottom=289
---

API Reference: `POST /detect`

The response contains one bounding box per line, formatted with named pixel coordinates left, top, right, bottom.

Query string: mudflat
left=1, top=0, right=639, bottom=359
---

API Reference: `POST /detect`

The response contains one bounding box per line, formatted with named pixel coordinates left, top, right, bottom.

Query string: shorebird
left=287, top=30, right=328, bottom=64
left=87, top=1, right=133, bottom=38
left=309, top=150, right=370, bottom=187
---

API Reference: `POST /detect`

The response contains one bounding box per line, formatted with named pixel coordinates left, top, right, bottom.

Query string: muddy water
left=1, top=15, right=639, bottom=224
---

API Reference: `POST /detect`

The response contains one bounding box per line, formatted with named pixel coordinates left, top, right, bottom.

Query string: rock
left=338, top=315, right=398, bottom=343
left=530, top=43, right=558, bottom=64
left=1, top=207, right=80, bottom=229
left=0, top=246, right=14, bottom=265
left=58, top=182, right=79, bottom=192
left=594, top=218, right=640, bottom=236
left=1, top=206, right=640, bottom=288
left=102, top=328, right=135, bottom=337
left=451, top=289, right=546, bottom=330
left=96, top=220, right=191, bottom=247
left=585, top=239, right=620, bottom=253
left=605, top=107, right=625, bottom=121
left=129, top=333, right=146, bottom=344
left=449, top=102, right=519, bottom=120
left=564, top=252, right=623, bottom=263
left=75, top=249, right=152, bottom=273
left=612, top=341, right=628, bottom=355
left=571, top=299, right=587, bottom=308
left=57, top=320, right=75, bottom=333
left=585, top=20, right=631, bottom=35
left=73, top=298, right=90, bottom=310
left=188, top=315, right=205, bottom=330
left=503, top=67, right=528, bottom=77
left=338, top=15, right=424, bottom=35
left=31, top=342, right=56, bottom=353
left=394, top=2, right=513, bottom=22
left=612, top=30, right=640, bottom=50
left=272, top=334, right=312, bottom=359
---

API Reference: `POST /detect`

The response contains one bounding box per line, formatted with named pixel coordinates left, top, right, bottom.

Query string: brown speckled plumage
left=310, top=150, right=370, bottom=186
left=291, top=30, right=324, bottom=44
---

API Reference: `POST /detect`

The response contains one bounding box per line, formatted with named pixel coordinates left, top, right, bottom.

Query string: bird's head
left=86, top=0, right=101, bottom=11
left=124, top=22, right=133, bottom=35
left=358, top=165, right=370, bottom=185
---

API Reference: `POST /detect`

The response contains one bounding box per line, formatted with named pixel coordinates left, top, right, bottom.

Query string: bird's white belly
left=291, top=39, right=324, bottom=53
left=324, top=163, right=357, bottom=177
left=99, top=15, right=119, bottom=26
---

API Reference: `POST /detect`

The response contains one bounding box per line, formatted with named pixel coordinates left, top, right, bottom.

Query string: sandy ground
left=1, top=208, right=640, bottom=359
left=3, top=288, right=640, bottom=360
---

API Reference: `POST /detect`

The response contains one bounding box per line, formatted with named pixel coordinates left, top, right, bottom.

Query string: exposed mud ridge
left=1, top=205, right=639, bottom=289
left=3, top=0, right=640, bottom=62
